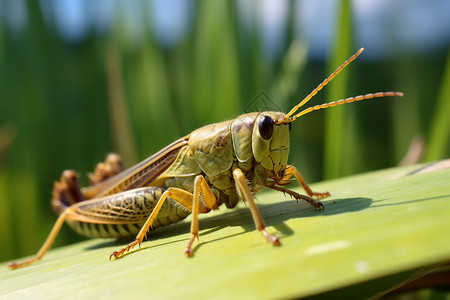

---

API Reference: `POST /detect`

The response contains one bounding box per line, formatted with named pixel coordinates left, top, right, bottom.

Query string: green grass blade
left=424, top=49, right=450, bottom=161
left=324, top=0, right=356, bottom=179
left=193, top=1, right=240, bottom=124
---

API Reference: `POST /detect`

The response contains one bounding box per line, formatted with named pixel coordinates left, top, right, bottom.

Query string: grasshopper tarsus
left=8, top=262, right=19, bottom=270
left=184, top=231, right=200, bottom=257
left=310, top=191, right=328, bottom=210
left=316, top=202, right=325, bottom=210
left=109, top=249, right=126, bottom=261
left=297, top=196, right=324, bottom=210
left=8, top=259, right=37, bottom=270
left=267, top=184, right=327, bottom=210
left=110, top=240, right=140, bottom=260
left=262, top=230, right=281, bottom=246
left=184, top=248, right=194, bottom=257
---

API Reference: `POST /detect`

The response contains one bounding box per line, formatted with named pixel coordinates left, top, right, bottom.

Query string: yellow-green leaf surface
left=1, top=162, right=450, bottom=299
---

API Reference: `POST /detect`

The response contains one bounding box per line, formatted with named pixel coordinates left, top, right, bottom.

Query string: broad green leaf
left=1, top=162, right=449, bottom=299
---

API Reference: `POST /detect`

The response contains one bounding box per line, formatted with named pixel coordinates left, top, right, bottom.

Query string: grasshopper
left=9, top=48, right=402, bottom=269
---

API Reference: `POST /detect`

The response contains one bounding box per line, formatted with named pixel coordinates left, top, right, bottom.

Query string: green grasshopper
left=9, top=48, right=402, bottom=269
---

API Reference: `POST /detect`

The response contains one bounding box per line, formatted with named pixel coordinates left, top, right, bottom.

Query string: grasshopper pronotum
left=9, top=48, right=403, bottom=269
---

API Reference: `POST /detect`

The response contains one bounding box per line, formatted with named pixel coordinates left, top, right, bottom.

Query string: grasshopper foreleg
left=287, top=165, right=330, bottom=199
left=233, top=168, right=280, bottom=246
left=265, top=165, right=328, bottom=210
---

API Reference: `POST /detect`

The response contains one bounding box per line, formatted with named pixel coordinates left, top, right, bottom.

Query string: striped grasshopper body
left=9, top=48, right=403, bottom=269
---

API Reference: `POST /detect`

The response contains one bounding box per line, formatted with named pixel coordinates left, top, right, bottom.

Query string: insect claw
left=109, top=251, right=119, bottom=261
left=262, top=230, right=281, bottom=246
left=8, top=262, right=19, bottom=269
left=184, top=248, right=193, bottom=257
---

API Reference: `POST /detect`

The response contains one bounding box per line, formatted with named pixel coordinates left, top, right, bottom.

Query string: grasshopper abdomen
left=65, top=187, right=191, bottom=238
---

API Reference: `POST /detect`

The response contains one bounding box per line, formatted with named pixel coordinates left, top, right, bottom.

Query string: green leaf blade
left=1, top=162, right=450, bottom=299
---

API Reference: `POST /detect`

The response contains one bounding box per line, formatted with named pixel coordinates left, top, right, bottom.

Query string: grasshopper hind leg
left=9, top=211, right=69, bottom=269
left=89, top=153, right=124, bottom=185
left=51, top=154, right=124, bottom=214
left=51, top=170, right=85, bottom=214
left=110, top=175, right=218, bottom=260
left=109, top=187, right=194, bottom=260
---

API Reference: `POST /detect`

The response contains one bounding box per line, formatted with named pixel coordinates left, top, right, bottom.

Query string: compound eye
left=259, top=116, right=274, bottom=140
left=288, top=122, right=292, bottom=132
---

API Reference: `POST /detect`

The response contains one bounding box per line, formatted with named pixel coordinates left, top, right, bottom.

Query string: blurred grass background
left=0, top=0, right=448, bottom=264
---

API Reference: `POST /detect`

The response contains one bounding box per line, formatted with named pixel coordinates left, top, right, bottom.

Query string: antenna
left=276, top=48, right=403, bottom=124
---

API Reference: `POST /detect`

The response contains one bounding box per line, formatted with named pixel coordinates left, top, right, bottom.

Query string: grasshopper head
left=252, top=112, right=291, bottom=181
